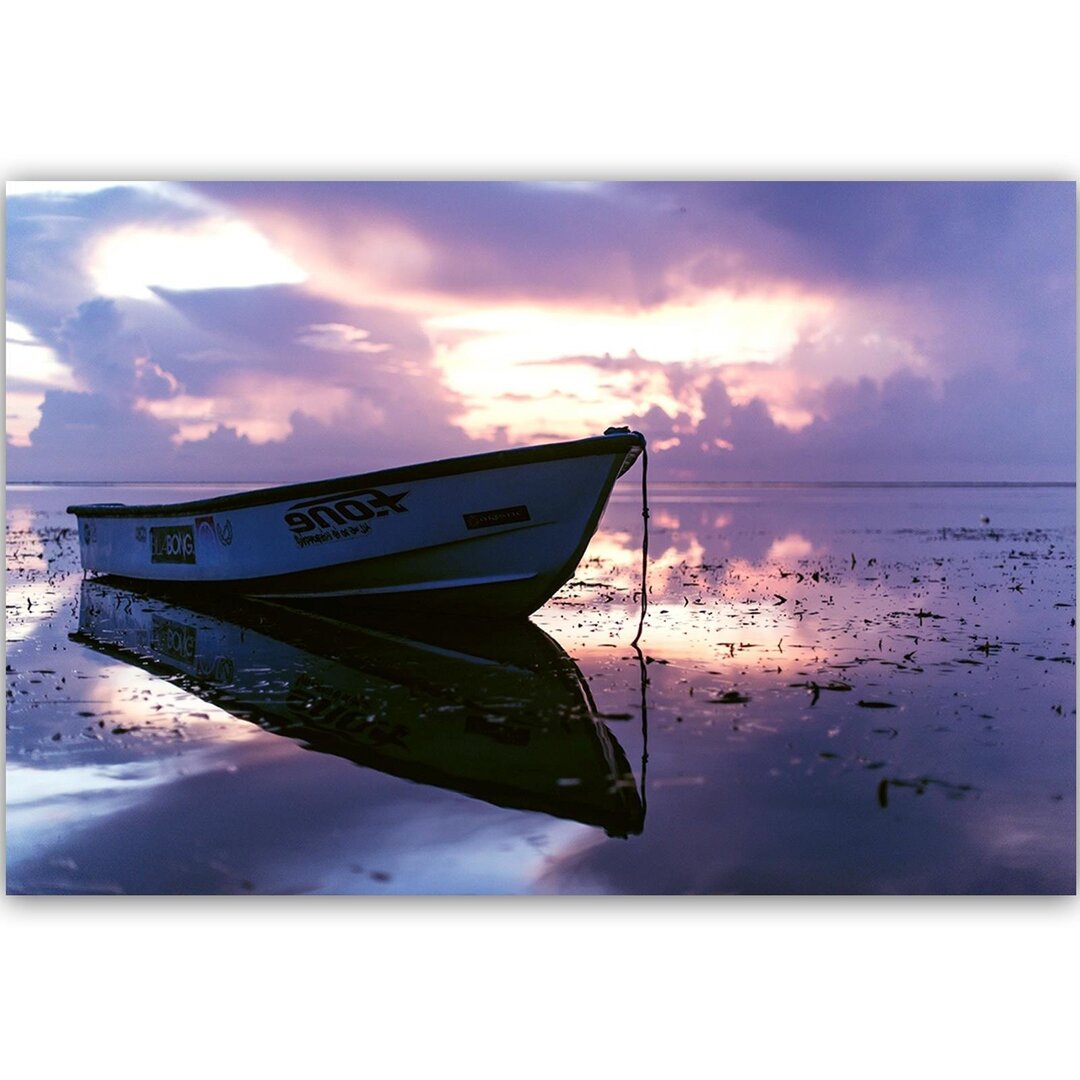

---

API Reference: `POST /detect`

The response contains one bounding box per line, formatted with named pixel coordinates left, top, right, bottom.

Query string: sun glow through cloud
left=296, top=323, right=393, bottom=354
left=5, top=320, right=82, bottom=391
left=88, top=219, right=308, bottom=298
left=136, top=373, right=382, bottom=445
left=427, top=291, right=834, bottom=441
left=5, top=320, right=84, bottom=447
left=429, top=292, right=831, bottom=368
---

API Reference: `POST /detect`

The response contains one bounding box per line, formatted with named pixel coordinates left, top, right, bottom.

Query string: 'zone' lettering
left=284, top=488, right=409, bottom=536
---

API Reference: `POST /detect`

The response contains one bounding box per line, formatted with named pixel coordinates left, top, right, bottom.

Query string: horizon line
left=6, top=478, right=1076, bottom=489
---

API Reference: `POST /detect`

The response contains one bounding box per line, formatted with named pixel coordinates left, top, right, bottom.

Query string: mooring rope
left=630, top=435, right=649, bottom=649
left=629, top=435, right=650, bottom=820
left=636, top=629, right=649, bottom=822
left=603, top=427, right=650, bottom=817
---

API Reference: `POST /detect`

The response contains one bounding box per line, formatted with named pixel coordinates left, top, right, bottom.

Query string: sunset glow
left=426, top=291, right=833, bottom=439
left=88, top=219, right=308, bottom=299
left=5, top=181, right=1074, bottom=482
left=137, top=374, right=376, bottom=445
left=5, top=320, right=83, bottom=446
left=428, top=290, right=831, bottom=368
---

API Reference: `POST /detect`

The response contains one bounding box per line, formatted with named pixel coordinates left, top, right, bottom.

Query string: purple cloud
left=5, top=182, right=1074, bottom=482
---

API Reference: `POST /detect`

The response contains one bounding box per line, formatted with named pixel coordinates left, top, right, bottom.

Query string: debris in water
left=711, top=690, right=750, bottom=704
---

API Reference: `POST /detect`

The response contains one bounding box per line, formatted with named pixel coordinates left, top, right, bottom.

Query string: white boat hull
left=68, top=431, right=644, bottom=617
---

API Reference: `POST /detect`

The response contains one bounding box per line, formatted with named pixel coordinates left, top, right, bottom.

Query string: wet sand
left=5, top=482, right=1075, bottom=894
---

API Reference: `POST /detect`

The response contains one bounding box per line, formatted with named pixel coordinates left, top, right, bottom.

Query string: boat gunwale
left=66, top=431, right=645, bottom=519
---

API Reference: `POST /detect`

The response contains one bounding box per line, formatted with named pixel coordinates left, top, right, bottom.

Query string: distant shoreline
left=6, top=479, right=1076, bottom=490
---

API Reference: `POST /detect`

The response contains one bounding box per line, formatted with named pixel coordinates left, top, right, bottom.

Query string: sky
left=5, top=180, right=1075, bottom=482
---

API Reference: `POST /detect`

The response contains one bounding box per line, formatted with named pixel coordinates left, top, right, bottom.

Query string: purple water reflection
left=6, top=483, right=1075, bottom=894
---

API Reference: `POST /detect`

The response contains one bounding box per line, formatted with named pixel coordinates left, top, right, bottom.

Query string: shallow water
left=5, top=482, right=1075, bottom=894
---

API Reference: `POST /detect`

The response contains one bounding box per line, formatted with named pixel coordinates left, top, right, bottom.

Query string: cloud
left=251, top=184, right=809, bottom=311
left=6, top=183, right=207, bottom=330
left=87, top=217, right=308, bottom=298
left=189, top=181, right=1072, bottom=312
left=6, top=286, right=479, bottom=481
left=622, top=364, right=1074, bottom=481
left=54, top=297, right=152, bottom=397
left=5, top=182, right=1074, bottom=482
left=725, top=181, right=1072, bottom=287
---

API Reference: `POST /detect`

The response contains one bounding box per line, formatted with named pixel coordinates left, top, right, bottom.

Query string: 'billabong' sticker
left=151, top=525, right=196, bottom=564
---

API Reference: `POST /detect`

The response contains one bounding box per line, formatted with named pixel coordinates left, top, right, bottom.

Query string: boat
left=67, top=429, right=645, bottom=617
left=72, top=580, right=646, bottom=837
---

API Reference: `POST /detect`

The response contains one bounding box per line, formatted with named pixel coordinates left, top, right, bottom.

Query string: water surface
left=6, top=482, right=1075, bottom=894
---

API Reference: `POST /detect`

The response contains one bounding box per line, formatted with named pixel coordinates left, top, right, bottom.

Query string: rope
left=636, top=633, right=649, bottom=822
left=629, top=436, right=649, bottom=649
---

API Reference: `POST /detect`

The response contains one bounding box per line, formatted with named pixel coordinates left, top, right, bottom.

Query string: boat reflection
left=72, top=579, right=645, bottom=837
